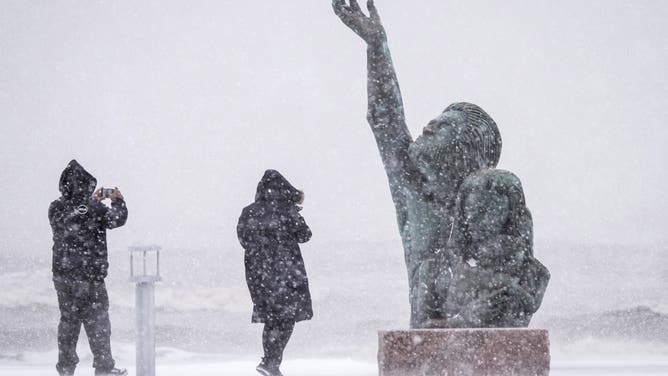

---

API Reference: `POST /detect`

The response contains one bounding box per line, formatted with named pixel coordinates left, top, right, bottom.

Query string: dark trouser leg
left=55, top=282, right=82, bottom=375
left=262, top=321, right=295, bottom=368
left=82, top=281, right=115, bottom=371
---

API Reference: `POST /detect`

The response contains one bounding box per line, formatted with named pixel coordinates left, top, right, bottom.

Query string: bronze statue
left=333, top=0, right=549, bottom=328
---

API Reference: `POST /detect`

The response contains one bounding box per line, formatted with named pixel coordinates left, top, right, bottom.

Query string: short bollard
left=129, top=246, right=162, bottom=376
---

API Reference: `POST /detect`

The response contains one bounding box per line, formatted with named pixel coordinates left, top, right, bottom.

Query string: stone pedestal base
left=378, top=328, right=550, bottom=376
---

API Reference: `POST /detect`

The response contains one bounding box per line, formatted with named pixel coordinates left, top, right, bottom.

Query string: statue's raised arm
left=333, top=0, right=416, bottom=227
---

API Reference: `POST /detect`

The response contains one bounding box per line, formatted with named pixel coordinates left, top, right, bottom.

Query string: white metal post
left=129, top=246, right=161, bottom=376
left=136, top=280, right=156, bottom=376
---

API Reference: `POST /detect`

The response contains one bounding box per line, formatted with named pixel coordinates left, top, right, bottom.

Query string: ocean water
left=1, top=240, right=667, bottom=372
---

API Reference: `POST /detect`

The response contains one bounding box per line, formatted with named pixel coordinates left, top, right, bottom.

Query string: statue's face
left=409, top=110, right=473, bottom=195
left=422, top=110, right=469, bottom=139
left=463, top=188, right=509, bottom=243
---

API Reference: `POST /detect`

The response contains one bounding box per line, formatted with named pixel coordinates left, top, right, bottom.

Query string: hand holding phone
left=94, top=187, right=123, bottom=201
left=102, top=188, right=115, bottom=198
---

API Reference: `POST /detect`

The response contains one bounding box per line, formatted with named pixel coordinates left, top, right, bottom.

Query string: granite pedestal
left=378, top=329, right=549, bottom=376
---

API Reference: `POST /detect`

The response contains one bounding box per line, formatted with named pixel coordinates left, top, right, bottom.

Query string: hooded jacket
left=237, top=170, right=313, bottom=323
left=48, top=160, right=128, bottom=282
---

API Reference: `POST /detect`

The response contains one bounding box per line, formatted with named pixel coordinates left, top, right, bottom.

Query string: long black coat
left=237, top=170, right=313, bottom=323
left=48, top=160, right=128, bottom=282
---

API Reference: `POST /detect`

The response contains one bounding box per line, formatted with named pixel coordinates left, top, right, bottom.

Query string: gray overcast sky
left=1, top=0, right=667, bottom=257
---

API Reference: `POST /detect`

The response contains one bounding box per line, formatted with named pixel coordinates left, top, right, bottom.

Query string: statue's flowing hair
left=444, top=102, right=502, bottom=171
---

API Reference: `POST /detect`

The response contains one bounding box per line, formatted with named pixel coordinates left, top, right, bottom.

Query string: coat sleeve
left=237, top=208, right=257, bottom=250
left=105, top=198, right=128, bottom=229
left=291, top=209, right=312, bottom=244
left=48, top=200, right=66, bottom=238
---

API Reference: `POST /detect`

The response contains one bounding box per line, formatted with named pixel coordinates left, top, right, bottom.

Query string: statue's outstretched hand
left=332, top=0, right=386, bottom=45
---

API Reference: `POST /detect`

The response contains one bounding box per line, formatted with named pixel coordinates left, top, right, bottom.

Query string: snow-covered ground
left=3, top=359, right=668, bottom=376
left=2, top=343, right=668, bottom=376
left=0, top=359, right=376, bottom=376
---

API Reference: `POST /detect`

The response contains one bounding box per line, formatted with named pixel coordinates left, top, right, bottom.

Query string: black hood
left=59, top=159, right=97, bottom=201
left=255, top=169, right=302, bottom=205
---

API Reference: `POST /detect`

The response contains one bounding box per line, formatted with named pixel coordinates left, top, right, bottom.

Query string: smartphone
left=102, top=188, right=115, bottom=198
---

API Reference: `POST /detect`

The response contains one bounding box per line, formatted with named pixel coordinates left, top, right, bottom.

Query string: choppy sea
left=1, top=240, right=666, bottom=369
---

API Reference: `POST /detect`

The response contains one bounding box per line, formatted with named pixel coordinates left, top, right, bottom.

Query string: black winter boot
left=256, top=362, right=273, bottom=376
left=256, top=361, right=284, bottom=376
left=57, top=366, right=74, bottom=376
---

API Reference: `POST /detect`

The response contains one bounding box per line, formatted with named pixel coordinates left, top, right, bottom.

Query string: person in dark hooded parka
left=237, top=170, right=313, bottom=376
left=48, top=160, right=128, bottom=376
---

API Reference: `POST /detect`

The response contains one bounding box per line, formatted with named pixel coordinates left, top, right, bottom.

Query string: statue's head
left=408, top=103, right=502, bottom=197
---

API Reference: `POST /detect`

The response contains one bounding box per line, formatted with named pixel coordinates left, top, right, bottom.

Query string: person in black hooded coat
left=48, top=160, right=128, bottom=376
left=237, top=170, right=313, bottom=376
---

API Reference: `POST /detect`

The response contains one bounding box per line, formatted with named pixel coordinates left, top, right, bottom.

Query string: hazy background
left=2, top=0, right=667, bottom=251
left=1, top=0, right=667, bottom=364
